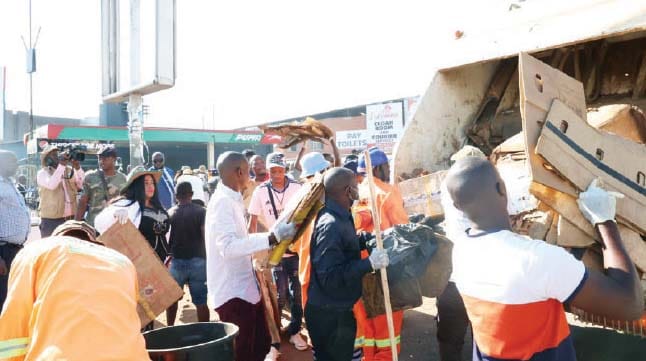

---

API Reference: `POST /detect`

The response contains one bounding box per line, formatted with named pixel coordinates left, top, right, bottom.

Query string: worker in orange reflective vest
left=353, top=147, right=409, bottom=361
left=0, top=221, right=149, bottom=361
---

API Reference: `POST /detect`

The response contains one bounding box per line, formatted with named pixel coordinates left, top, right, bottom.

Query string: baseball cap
left=266, top=152, right=286, bottom=169
left=343, top=159, right=358, bottom=174
left=98, top=145, right=117, bottom=157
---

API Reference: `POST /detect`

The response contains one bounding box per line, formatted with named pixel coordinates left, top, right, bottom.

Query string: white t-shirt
left=176, top=174, right=206, bottom=203
left=452, top=229, right=586, bottom=361
left=248, top=178, right=302, bottom=229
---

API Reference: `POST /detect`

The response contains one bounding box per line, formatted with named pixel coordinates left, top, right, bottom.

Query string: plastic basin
left=144, top=322, right=239, bottom=361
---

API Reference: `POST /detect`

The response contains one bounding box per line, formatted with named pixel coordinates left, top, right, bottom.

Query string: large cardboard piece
left=518, top=52, right=581, bottom=195
left=397, top=171, right=447, bottom=217
left=97, top=222, right=184, bottom=327
left=536, top=99, right=646, bottom=234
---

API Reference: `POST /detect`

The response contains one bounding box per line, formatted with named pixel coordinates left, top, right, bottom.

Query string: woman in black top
left=95, top=166, right=170, bottom=261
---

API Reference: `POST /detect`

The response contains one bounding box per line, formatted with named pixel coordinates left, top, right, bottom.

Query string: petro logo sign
left=231, top=133, right=262, bottom=143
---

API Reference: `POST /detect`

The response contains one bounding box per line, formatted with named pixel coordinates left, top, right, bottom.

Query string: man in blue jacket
left=305, top=167, right=390, bottom=361
left=150, top=152, right=175, bottom=209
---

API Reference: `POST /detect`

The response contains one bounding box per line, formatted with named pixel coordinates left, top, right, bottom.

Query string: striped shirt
left=0, top=176, right=30, bottom=244
left=452, top=230, right=586, bottom=361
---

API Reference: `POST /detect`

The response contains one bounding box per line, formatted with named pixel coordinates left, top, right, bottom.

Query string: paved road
left=163, top=291, right=469, bottom=361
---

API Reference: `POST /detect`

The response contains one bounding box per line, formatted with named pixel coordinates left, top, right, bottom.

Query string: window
left=311, top=141, right=323, bottom=151
left=289, top=144, right=298, bottom=152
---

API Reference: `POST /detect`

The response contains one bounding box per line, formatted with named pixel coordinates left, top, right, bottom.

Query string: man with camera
left=37, top=145, right=85, bottom=237
left=77, top=145, right=127, bottom=227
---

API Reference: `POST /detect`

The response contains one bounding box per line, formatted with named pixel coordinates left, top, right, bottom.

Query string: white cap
left=300, top=152, right=330, bottom=178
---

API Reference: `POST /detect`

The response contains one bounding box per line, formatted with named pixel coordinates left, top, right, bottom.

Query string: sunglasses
left=153, top=159, right=163, bottom=163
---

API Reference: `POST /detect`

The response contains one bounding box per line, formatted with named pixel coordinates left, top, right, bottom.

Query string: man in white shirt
left=177, top=166, right=207, bottom=206
left=445, top=157, right=642, bottom=361
left=206, top=151, right=295, bottom=361
left=248, top=152, right=308, bottom=353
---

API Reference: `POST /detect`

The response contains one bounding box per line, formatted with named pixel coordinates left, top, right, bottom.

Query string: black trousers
left=437, top=281, right=471, bottom=361
left=0, top=243, right=23, bottom=308
left=39, top=217, right=69, bottom=238
left=305, top=303, right=356, bottom=361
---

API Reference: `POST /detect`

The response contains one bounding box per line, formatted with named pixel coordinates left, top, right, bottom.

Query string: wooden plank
left=496, top=68, right=520, bottom=115
left=557, top=216, right=596, bottom=248
left=535, top=99, right=646, bottom=233
left=545, top=214, right=559, bottom=245
left=531, top=182, right=646, bottom=272
left=530, top=182, right=598, bottom=240
left=397, top=171, right=447, bottom=217
left=632, top=50, right=646, bottom=99
left=518, top=52, right=581, bottom=195
left=97, top=222, right=184, bottom=327
left=584, top=41, right=608, bottom=101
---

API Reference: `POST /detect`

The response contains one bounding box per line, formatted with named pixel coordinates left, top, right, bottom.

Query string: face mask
left=348, top=186, right=359, bottom=207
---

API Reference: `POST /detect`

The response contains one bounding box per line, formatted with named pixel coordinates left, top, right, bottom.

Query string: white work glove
left=577, top=178, right=624, bottom=225
left=113, top=208, right=129, bottom=225
left=271, top=221, right=297, bottom=241
left=368, top=249, right=390, bottom=270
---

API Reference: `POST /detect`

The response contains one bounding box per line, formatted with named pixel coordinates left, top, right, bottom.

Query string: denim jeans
left=169, top=257, right=208, bottom=305
left=272, top=255, right=303, bottom=336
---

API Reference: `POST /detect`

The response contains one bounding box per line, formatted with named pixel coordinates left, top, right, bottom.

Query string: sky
left=0, top=0, right=525, bottom=130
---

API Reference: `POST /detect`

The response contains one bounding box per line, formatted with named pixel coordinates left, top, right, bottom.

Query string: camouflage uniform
left=82, top=170, right=127, bottom=226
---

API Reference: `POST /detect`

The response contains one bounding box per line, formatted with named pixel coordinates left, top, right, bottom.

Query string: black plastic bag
left=362, top=223, right=439, bottom=317
left=367, top=223, right=438, bottom=282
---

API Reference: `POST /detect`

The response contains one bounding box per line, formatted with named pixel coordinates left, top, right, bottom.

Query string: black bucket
left=144, top=322, right=239, bottom=361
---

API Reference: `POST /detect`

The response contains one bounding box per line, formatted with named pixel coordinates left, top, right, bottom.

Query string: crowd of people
left=0, top=137, right=643, bottom=361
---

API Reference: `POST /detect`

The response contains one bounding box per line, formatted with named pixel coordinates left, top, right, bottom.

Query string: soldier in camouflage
left=76, top=146, right=127, bottom=226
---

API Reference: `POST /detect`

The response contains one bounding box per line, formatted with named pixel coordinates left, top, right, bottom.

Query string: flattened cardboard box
left=398, top=171, right=447, bottom=217
left=98, top=221, right=184, bottom=327
left=536, top=99, right=646, bottom=234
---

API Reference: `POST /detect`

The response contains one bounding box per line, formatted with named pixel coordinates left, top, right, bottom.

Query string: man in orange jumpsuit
left=0, top=221, right=149, bottom=361
left=354, top=147, right=409, bottom=361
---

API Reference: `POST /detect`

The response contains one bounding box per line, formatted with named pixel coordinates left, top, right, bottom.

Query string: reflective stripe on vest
left=0, top=337, right=29, bottom=358
left=354, top=336, right=366, bottom=348
left=364, top=335, right=401, bottom=348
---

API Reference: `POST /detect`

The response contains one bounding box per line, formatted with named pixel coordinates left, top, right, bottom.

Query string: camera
left=58, top=144, right=87, bottom=162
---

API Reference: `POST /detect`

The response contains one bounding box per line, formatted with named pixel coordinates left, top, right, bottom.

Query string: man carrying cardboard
left=446, top=157, right=642, bottom=360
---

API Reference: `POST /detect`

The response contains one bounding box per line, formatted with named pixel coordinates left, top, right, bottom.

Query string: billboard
left=366, top=102, right=404, bottom=153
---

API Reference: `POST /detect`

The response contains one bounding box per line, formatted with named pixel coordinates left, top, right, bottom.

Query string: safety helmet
left=357, top=147, right=388, bottom=173
left=300, top=152, right=330, bottom=178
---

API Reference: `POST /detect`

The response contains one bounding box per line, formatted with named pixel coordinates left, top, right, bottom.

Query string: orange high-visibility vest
left=0, top=237, right=149, bottom=361
left=353, top=177, right=409, bottom=361
left=291, top=218, right=316, bottom=307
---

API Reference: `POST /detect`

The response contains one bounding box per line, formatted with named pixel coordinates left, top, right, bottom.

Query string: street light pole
left=28, top=0, right=33, bottom=137
left=24, top=0, right=40, bottom=139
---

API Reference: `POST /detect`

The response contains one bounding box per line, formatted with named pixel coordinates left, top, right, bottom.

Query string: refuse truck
left=393, top=0, right=646, bottom=338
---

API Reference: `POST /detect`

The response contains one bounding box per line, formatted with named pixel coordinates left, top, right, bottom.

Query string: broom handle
left=364, top=150, right=398, bottom=361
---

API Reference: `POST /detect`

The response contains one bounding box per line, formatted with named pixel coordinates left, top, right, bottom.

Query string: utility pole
left=22, top=0, right=40, bottom=139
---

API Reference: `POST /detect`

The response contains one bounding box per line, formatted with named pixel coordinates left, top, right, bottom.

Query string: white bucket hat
left=300, top=152, right=330, bottom=178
